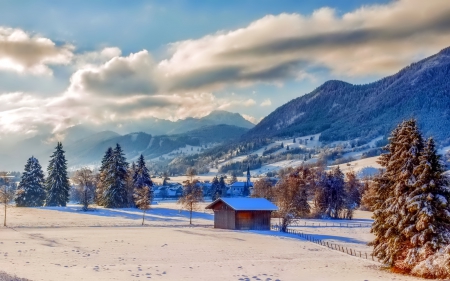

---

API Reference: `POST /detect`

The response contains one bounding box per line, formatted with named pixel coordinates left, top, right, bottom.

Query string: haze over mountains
left=245, top=47, right=450, bottom=144
left=0, top=111, right=253, bottom=171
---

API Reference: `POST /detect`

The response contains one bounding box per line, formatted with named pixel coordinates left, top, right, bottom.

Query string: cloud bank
left=1, top=0, right=450, bottom=137
left=0, top=27, right=74, bottom=75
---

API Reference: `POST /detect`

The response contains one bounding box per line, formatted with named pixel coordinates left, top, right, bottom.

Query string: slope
left=246, top=46, right=450, bottom=143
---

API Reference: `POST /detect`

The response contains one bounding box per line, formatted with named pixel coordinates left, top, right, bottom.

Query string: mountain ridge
left=245, top=46, right=450, bottom=144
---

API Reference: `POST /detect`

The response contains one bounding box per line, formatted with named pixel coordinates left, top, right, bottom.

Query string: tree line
left=11, top=143, right=154, bottom=211
left=252, top=165, right=363, bottom=232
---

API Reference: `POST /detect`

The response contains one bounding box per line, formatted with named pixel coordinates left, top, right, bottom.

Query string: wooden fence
left=290, top=220, right=372, bottom=228
left=271, top=225, right=379, bottom=262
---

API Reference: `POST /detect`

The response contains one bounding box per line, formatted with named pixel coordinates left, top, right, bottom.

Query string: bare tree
left=0, top=178, right=15, bottom=226
left=186, top=167, right=198, bottom=182
left=134, top=186, right=151, bottom=225
left=178, top=180, right=203, bottom=225
left=251, top=177, right=274, bottom=201
left=72, top=168, right=95, bottom=211
left=275, top=167, right=314, bottom=232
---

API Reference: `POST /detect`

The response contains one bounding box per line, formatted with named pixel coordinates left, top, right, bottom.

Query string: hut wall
left=212, top=202, right=236, bottom=229
left=235, top=211, right=271, bottom=230
left=214, top=210, right=235, bottom=229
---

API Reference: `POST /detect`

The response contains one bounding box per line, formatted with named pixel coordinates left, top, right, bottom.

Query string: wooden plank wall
left=235, top=211, right=271, bottom=230
left=214, top=210, right=235, bottom=229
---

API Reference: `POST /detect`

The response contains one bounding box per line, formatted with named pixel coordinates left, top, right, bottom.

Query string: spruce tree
left=102, top=144, right=129, bottom=208
left=96, top=147, right=113, bottom=205
left=371, top=119, right=425, bottom=266
left=133, top=155, right=153, bottom=205
left=45, top=142, right=70, bottom=207
left=219, top=176, right=227, bottom=197
left=400, top=138, right=450, bottom=270
left=210, top=176, right=221, bottom=200
left=15, top=156, right=46, bottom=207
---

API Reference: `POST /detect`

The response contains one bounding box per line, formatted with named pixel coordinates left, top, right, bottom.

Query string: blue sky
left=0, top=0, right=449, bottom=137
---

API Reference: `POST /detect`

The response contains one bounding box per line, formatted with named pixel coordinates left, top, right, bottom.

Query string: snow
left=206, top=198, right=278, bottom=211
left=218, top=133, right=321, bottom=169
left=151, top=144, right=204, bottom=161
left=0, top=204, right=424, bottom=281
left=329, top=156, right=382, bottom=177
left=130, top=133, right=138, bottom=142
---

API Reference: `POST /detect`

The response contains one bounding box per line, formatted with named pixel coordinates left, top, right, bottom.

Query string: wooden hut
left=205, top=198, right=278, bottom=230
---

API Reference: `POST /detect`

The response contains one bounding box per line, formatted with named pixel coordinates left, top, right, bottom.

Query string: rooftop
left=205, top=198, right=278, bottom=211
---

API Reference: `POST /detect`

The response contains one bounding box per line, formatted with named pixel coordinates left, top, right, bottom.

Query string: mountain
left=64, top=124, right=249, bottom=167
left=246, top=46, right=450, bottom=144
left=199, top=111, right=254, bottom=129
left=151, top=110, right=254, bottom=135
left=100, top=110, right=254, bottom=135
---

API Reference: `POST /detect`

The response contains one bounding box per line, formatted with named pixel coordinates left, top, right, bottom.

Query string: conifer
left=15, top=157, right=46, bottom=207
left=371, top=119, right=425, bottom=266
left=133, top=155, right=153, bottom=205
left=400, top=138, right=450, bottom=269
left=102, top=144, right=129, bottom=208
left=45, top=142, right=70, bottom=206
left=210, top=176, right=221, bottom=200
left=96, top=147, right=113, bottom=205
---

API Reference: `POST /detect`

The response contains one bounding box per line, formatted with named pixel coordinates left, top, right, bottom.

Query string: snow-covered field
left=329, top=156, right=382, bottom=177
left=0, top=203, right=423, bottom=281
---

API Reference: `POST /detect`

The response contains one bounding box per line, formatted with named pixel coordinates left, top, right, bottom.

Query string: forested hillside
left=246, top=46, right=450, bottom=145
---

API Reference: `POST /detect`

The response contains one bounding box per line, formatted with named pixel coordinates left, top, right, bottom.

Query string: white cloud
left=242, top=114, right=258, bottom=124
left=74, top=47, right=122, bottom=68
left=0, top=27, right=74, bottom=75
left=2, top=0, right=450, bottom=136
left=260, top=99, right=272, bottom=107
left=159, top=0, right=450, bottom=82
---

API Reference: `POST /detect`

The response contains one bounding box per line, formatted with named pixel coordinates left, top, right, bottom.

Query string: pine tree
left=219, top=176, right=227, bottom=197
left=399, top=138, right=450, bottom=270
left=96, top=147, right=113, bottom=205
left=210, top=176, right=221, bottom=200
left=133, top=155, right=153, bottom=206
left=45, top=142, right=70, bottom=207
left=371, top=119, right=425, bottom=266
left=103, top=144, right=129, bottom=208
left=15, top=157, right=46, bottom=207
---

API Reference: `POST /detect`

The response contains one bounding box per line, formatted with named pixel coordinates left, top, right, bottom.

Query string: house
left=205, top=198, right=278, bottom=230
left=228, top=165, right=253, bottom=196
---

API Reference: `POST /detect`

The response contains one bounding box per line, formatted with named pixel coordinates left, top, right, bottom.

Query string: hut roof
left=205, top=198, right=278, bottom=211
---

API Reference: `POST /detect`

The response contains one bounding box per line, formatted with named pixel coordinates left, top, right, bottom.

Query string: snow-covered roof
left=205, top=198, right=278, bottom=211
left=230, top=182, right=253, bottom=188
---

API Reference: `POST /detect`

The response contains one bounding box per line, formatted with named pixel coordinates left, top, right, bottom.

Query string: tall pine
left=210, top=176, right=221, bottom=200
left=102, top=144, right=129, bottom=208
left=133, top=155, right=153, bottom=205
left=371, top=119, right=425, bottom=266
left=15, top=156, right=46, bottom=207
left=96, top=147, right=113, bottom=205
left=45, top=142, right=70, bottom=206
left=400, top=138, right=450, bottom=270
